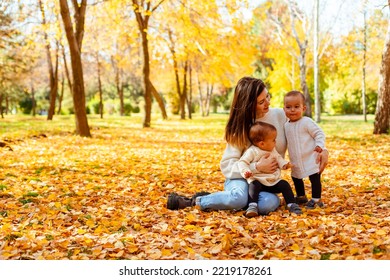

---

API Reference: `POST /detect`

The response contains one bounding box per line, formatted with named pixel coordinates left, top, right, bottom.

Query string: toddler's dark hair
left=284, top=90, right=305, bottom=103
left=249, top=121, right=276, bottom=144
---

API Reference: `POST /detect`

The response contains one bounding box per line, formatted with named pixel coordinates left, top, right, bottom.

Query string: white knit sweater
left=284, top=116, right=326, bottom=179
left=238, top=146, right=289, bottom=186
left=220, top=108, right=288, bottom=179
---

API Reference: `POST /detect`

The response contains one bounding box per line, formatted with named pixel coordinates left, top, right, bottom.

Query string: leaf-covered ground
left=0, top=115, right=389, bottom=260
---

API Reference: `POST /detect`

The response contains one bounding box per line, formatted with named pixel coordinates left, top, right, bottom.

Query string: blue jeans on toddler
left=198, top=178, right=280, bottom=214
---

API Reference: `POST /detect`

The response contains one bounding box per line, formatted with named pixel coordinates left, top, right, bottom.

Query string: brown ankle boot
left=167, top=193, right=192, bottom=210
left=167, top=192, right=210, bottom=210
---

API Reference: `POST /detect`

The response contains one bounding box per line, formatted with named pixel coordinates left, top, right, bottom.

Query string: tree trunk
left=187, top=63, right=192, bottom=119
left=143, top=35, right=152, bottom=127
left=47, top=47, right=59, bottom=120
left=111, top=55, right=124, bottom=116
left=62, top=43, right=73, bottom=95
left=168, top=28, right=188, bottom=119
left=118, top=81, right=124, bottom=117
left=59, top=0, right=91, bottom=137
left=287, top=0, right=312, bottom=117
left=0, top=93, right=3, bottom=118
left=362, top=3, right=368, bottom=122
left=298, top=53, right=311, bottom=117
left=57, top=74, right=65, bottom=115
left=5, top=96, right=9, bottom=115
left=39, top=0, right=58, bottom=121
left=198, top=75, right=205, bottom=116
left=182, top=60, right=188, bottom=119
left=31, top=80, right=36, bottom=117
left=313, top=0, right=320, bottom=122
left=96, top=53, right=104, bottom=118
left=150, top=81, right=167, bottom=118
left=374, top=0, right=390, bottom=134
left=118, top=73, right=124, bottom=117
left=173, top=56, right=184, bottom=118
left=132, top=0, right=167, bottom=127
left=205, top=83, right=213, bottom=117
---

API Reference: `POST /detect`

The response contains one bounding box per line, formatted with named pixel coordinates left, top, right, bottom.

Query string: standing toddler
left=284, top=91, right=326, bottom=209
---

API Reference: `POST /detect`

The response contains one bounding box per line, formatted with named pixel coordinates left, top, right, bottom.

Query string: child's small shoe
left=245, top=203, right=259, bottom=218
left=288, top=203, right=302, bottom=215
left=305, top=199, right=324, bottom=209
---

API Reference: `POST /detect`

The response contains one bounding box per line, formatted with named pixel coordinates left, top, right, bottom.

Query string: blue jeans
left=198, top=178, right=280, bottom=214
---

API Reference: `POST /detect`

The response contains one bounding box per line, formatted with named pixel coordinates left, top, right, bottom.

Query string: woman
left=167, top=77, right=328, bottom=214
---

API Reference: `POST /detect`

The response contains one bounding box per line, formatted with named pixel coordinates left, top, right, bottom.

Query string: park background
left=0, top=0, right=389, bottom=260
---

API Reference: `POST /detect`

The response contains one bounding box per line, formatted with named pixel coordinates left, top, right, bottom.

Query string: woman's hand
left=316, top=149, right=329, bottom=174
left=255, top=153, right=278, bottom=174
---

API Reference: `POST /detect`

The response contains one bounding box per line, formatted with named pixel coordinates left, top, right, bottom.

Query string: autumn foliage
left=0, top=115, right=389, bottom=260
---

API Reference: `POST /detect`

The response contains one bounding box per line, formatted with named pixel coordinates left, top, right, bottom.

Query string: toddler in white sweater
left=284, top=91, right=326, bottom=209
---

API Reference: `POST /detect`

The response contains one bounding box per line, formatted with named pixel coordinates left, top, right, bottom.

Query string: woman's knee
left=224, top=179, right=248, bottom=209
left=257, top=192, right=280, bottom=215
left=229, top=188, right=248, bottom=209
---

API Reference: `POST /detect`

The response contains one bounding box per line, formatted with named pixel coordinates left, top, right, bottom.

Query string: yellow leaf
left=350, top=247, right=360, bottom=255
left=186, top=213, right=197, bottom=222
left=296, top=220, right=306, bottom=229
left=133, top=223, right=141, bottom=231
left=183, top=224, right=200, bottom=231
left=48, top=193, right=57, bottom=200
left=350, top=187, right=358, bottom=194
left=173, top=243, right=181, bottom=251
left=56, top=239, right=69, bottom=249
left=115, top=241, right=124, bottom=249
left=92, top=247, right=102, bottom=256
left=333, top=187, right=344, bottom=195
left=309, top=235, right=320, bottom=245
left=94, top=225, right=108, bottom=234
left=203, top=226, right=214, bottom=233
left=290, top=243, right=300, bottom=252
left=186, top=247, right=196, bottom=254
left=86, top=219, right=95, bottom=228
left=305, top=229, right=316, bottom=237
left=110, top=250, right=124, bottom=258
left=209, top=244, right=222, bottom=254
left=330, top=254, right=339, bottom=260
left=162, top=249, right=172, bottom=256
left=0, top=223, right=11, bottom=233
left=127, top=244, right=139, bottom=253
left=84, top=238, right=93, bottom=246
left=221, top=233, right=233, bottom=251
left=376, top=229, right=386, bottom=236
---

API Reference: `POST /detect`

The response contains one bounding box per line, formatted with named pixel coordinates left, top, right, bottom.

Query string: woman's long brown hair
left=224, top=77, right=266, bottom=150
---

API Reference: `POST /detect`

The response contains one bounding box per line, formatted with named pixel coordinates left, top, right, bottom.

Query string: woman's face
left=256, top=88, right=271, bottom=118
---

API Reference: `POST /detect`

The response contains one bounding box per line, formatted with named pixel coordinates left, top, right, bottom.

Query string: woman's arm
left=317, top=149, right=329, bottom=174
left=220, top=144, right=245, bottom=179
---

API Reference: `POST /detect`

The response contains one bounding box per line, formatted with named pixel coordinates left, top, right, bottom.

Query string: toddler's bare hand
left=244, top=171, right=252, bottom=178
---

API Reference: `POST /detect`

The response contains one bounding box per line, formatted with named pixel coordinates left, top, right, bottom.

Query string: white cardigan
left=220, top=108, right=288, bottom=179
left=284, top=116, right=326, bottom=179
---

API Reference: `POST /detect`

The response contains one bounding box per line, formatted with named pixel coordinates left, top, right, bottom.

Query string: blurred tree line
left=0, top=0, right=389, bottom=134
